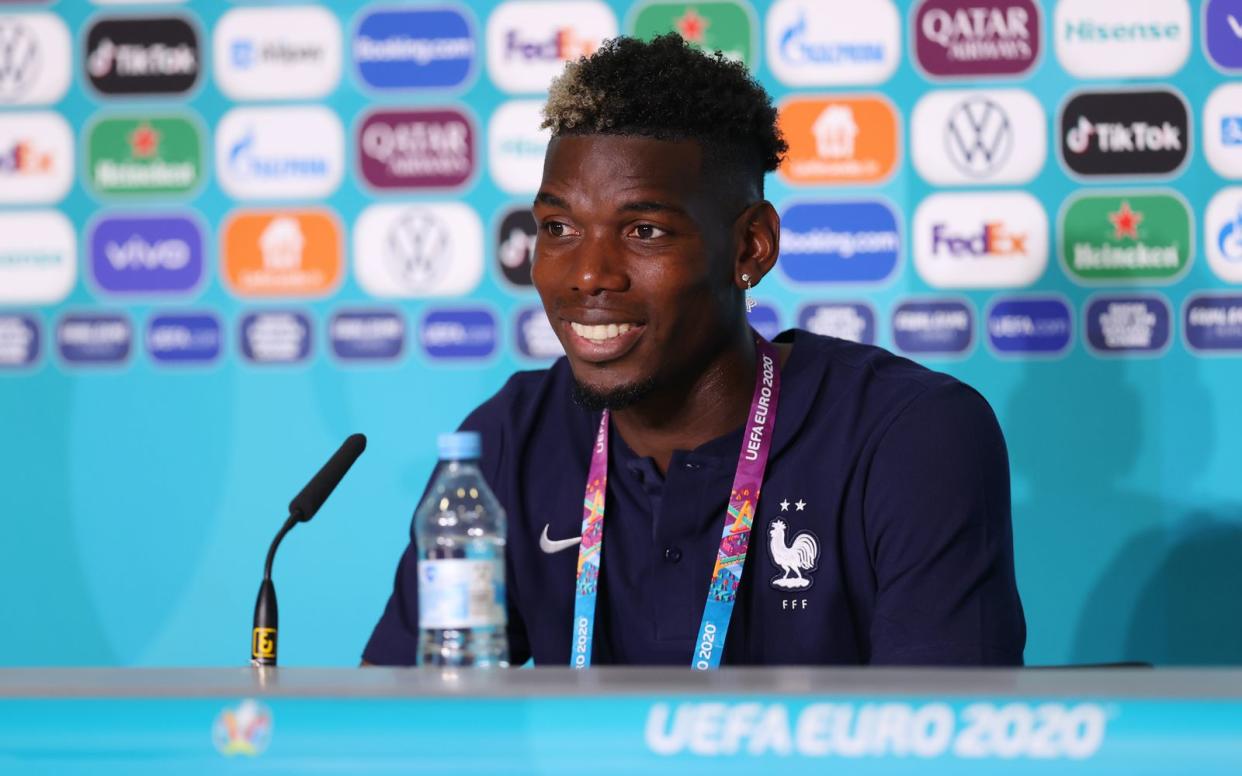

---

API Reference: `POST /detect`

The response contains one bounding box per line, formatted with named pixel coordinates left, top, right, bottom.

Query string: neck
left=611, top=328, right=757, bottom=475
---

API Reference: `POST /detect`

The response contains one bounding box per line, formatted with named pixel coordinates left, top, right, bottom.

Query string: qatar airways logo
left=915, top=0, right=1041, bottom=77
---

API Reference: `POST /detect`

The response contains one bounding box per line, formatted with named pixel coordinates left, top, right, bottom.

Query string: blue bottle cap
left=437, top=431, right=481, bottom=461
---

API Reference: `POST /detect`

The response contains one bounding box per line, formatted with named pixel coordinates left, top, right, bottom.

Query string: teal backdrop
left=0, top=0, right=1239, bottom=667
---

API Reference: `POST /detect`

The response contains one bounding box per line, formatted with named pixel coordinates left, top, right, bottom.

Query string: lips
left=560, top=317, right=645, bottom=364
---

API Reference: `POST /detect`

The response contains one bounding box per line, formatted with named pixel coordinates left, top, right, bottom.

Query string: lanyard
left=570, top=336, right=781, bottom=669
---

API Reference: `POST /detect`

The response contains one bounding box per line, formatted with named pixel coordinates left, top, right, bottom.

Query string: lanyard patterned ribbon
left=570, top=336, right=782, bottom=669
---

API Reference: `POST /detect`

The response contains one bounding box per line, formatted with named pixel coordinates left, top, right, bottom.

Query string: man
left=365, top=35, right=1025, bottom=666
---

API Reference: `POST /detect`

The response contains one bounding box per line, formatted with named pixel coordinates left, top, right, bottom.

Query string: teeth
left=571, top=321, right=635, bottom=342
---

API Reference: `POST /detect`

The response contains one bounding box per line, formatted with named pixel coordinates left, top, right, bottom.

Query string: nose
left=568, top=232, right=628, bottom=296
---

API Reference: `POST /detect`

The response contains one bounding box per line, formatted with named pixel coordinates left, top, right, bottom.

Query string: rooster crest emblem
left=767, top=519, right=820, bottom=590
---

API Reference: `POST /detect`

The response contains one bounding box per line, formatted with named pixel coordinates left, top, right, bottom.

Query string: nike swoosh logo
left=539, top=524, right=582, bottom=554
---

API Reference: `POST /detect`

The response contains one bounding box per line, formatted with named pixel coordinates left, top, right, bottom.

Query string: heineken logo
left=1060, top=191, right=1191, bottom=284
left=87, top=115, right=202, bottom=196
left=630, top=1, right=755, bottom=66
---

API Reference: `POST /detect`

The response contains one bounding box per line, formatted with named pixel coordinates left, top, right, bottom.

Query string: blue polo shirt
left=364, top=329, right=1026, bottom=666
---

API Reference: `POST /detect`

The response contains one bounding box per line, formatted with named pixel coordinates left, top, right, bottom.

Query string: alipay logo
left=914, top=0, right=1041, bottom=78
left=1205, top=187, right=1242, bottom=283
left=240, top=311, right=311, bottom=365
left=892, top=299, right=973, bottom=356
left=57, top=313, right=132, bottom=366
left=913, top=191, right=1048, bottom=289
left=214, top=6, right=341, bottom=100
left=765, top=0, right=899, bottom=86
left=1204, top=84, right=1242, bottom=178
left=354, top=203, right=482, bottom=298
left=489, top=100, right=551, bottom=194
left=911, top=89, right=1045, bottom=185
left=147, top=312, right=221, bottom=365
left=89, top=214, right=203, bottom=296
left=0, top=314, right=39, bottom=369
left=514, top=306, right=564, bottom=360
left=421, top=307, right=497, bottom=360
left=1204, top=0, right=1242, bottom=71
left=778, top=200, right=900, bottom=284
left=0, top=111, right=73, bottom=204
left=0, top=14, right=70, bottom=105
left=0, top=210, right=75, bottom=305
left=216, top=106, right=343, bottom=200
left=986, top=297, right=1072, bottom=356
left=1054, top=0, right=1190, bottom=78
left=797, top=302, right=875, bottom=344
left=330, top=309, right=405, bottom=362
left=1085, top=295, right=1171, bottom=355
left=354, top=7, right=475, bottom=90
left=488, top=1, right=615, bottom=93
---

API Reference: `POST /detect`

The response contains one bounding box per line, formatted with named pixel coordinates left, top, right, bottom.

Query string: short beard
left=570, top=377, right=657, bottom=411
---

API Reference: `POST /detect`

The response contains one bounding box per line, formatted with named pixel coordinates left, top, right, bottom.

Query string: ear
left=732, top=200, right=780, bottom=292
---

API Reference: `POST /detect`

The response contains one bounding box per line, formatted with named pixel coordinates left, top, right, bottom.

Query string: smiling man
left=364, top=34, right=1026, bottom=667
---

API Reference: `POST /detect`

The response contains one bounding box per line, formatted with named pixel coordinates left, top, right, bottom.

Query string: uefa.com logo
left=985, top=295, right=1074, bottom=358
left=0, top=14, right=72, bottom=106
left=911, top=89, right=1046, bottom=186
left=0, top=314, right=40, bottom=370
left=488, top=0, right=615, bottom=93
left=797, top=301, right=876, bottom=345
left=1058, top=88, right=1190, bottom=180
left=213, top=5, right=342, bottom=101
left=84, top=15, right=201, bottom=97
left=420, top=306, right=499, bottom=361
left=1054, top=0, right=1191, bottom=79
left=913, top=0, right=1041, bottom=79
left=147, top=312, right=222, bottom=366
left=764, top=0, right=899, bottom=86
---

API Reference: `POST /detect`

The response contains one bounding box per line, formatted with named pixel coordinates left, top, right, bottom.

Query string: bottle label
left=417, top=559, right=505, bottom=629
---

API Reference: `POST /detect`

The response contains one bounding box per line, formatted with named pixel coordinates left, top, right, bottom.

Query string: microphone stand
left=251, top=514, right=297, bottom=667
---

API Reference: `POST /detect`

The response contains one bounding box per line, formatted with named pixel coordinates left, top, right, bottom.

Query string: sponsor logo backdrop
left=0, top=0, right=1239, bottom=670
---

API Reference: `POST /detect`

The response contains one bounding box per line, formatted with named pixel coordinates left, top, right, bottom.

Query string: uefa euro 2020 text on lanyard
left=569, top=335, right=781, bottom=670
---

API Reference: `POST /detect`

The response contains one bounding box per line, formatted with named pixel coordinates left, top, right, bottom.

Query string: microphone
left=251, top=433, right=367, bottom=667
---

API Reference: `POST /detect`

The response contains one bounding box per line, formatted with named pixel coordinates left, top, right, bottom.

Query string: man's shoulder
left=784, top=328, right=963, bottom=395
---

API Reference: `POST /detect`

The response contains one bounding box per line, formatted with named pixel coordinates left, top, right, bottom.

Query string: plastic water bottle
left=415, top=432, right=509, bottom=667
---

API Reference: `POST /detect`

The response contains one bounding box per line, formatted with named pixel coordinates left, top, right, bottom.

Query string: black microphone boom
left=251, top=433, right=367, bottom=667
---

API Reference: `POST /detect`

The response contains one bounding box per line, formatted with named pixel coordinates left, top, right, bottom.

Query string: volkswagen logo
left=385, top=209, right=450, bottom=290
left=0, top=20, right=39, bottom=102
left=944, top=96, right=1013, bottom=179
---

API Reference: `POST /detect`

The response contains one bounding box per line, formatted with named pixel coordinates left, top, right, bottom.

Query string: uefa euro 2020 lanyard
left=570, top=336, right=781, bottom=670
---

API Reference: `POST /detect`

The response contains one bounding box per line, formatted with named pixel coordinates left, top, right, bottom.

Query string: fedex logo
left=931, top=222, right=1028, bottom=257
left=504, top=27, right=597, bottom=62
left=486, top=1, right=615, bottom=93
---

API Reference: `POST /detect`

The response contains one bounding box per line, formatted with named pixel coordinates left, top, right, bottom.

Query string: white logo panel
left=1204, top=83, right=1242, bottom=179
left=486, top=0, right=617, bottom=93
left=914, top=191, right=1048, bottom=289
left=488, top=99, right=551, bottom=194
left=354, top=203, right=483, bottom=297
left=215, top=106, right=344, bottom=199
left=1206, top=187, right=1242, bottom=283
left=912, top=89, right=1046, bottom=185
left=213, top=6, right=342, bottom=100
left=0, top=14, right=71, bottom=106
left=765, top=0, right=900, bottom=86
left=1054, top=0, right=1191, bottom=78
left=0, top=210, right=76, bottom=304
left=0, top=111, right=73, bottom=204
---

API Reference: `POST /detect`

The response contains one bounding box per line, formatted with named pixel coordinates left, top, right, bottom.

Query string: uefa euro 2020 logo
left=212, top=698, right=273, bottom=756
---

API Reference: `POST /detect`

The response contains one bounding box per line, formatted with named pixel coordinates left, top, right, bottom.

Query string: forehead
left=538, top=135, right=707, bottom=207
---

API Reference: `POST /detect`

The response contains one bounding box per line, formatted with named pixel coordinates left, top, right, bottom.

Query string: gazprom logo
left=421, top=307, right=497, bottom=360
left=986, top=296, right=1073, bottom=356
left=778, top=200, right=900, bottom=284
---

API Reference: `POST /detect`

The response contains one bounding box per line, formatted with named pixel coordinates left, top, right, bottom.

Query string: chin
left=569, top=374, right=657, bottom=412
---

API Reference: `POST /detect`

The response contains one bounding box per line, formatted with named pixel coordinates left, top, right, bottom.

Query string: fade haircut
left=541, top=33, right=786, bottom=198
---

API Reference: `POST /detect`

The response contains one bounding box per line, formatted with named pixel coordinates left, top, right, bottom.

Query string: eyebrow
left=533, top=191, right=688, bottom=217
